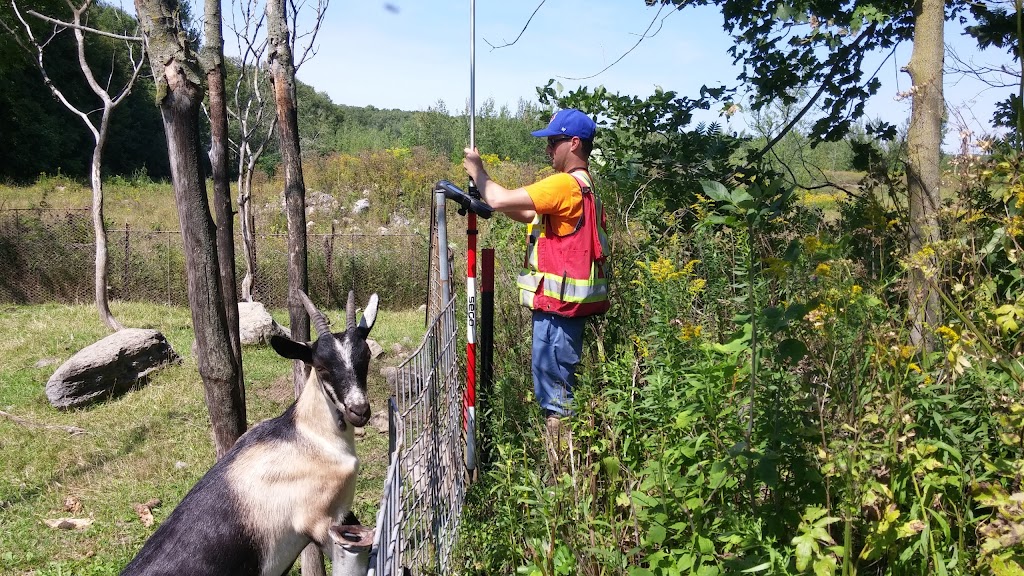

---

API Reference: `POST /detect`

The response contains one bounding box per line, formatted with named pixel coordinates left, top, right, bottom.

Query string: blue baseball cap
left=531, top=109, right=597, bottom=139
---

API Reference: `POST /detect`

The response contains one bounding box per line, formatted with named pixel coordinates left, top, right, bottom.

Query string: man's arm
left=464, top=147, right=536, bottom=223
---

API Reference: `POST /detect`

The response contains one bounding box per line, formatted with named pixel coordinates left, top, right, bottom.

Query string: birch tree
left=224, top=0, right=326, bottom=303
left=9, top=0, right=144, bottom=332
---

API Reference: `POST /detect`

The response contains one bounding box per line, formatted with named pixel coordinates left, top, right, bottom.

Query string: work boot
left=544, top=415, right=567, bottom=479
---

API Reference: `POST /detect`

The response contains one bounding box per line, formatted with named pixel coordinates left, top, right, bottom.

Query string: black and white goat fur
left=121, top=290, right=378, bottom=576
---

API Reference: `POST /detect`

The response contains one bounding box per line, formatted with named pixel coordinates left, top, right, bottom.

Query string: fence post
left=166, top=233, right=172, bottom=305
left=123, top=223, right=130, bottom=300
left=325, top=222, right=335, bottom=306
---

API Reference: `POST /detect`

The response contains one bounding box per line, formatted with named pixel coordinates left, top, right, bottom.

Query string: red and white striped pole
left=464, top=0, right=478, bottom=474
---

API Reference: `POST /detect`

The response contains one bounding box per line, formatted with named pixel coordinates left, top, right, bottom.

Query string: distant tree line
left=0, top=0, right=551, bottom=184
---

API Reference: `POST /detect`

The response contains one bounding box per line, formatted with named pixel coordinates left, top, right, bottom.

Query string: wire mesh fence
left=370, top=295, right=465, bottom=576
left=0, top=209, right=428, bottom=309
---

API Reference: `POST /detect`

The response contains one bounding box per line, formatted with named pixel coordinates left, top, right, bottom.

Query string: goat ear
left=270, top=335, right=313, bottom=363
left=357, top=293, right=379, bottom=337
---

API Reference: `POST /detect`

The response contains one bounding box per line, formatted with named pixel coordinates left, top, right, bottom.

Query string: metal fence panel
left=370, top=294, right=465, bottom=576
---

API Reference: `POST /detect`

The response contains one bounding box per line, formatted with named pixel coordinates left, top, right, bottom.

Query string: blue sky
left=282, top=0, right=1009, bottom=150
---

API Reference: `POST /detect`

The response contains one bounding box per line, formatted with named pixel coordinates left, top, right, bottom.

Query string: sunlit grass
left=0, top=302, right=422, bottom=575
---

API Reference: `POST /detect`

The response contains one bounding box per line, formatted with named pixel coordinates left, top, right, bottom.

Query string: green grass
left=0, top=301, right=423, bottom=575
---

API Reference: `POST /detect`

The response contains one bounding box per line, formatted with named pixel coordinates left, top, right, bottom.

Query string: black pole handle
left=434, top=180, right=494, bottom=219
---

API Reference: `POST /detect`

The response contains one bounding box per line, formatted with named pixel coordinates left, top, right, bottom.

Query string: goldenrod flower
left=935, top=325, right=959, bottom=344
left=679, top=324, right=703, bottom=341
left=632, top=335, right=650, bottom=358
left=815, top=263, right=831, bottom=276
left=648, top=257, right=683, bottom=282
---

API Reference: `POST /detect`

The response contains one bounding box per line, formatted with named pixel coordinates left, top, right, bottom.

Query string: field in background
left=0, top=301, right=425, bottom=575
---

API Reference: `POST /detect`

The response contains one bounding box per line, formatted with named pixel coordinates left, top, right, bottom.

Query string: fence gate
left=368, top=192, right=467, bottom=575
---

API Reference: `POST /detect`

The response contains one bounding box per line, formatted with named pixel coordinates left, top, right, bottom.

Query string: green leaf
left=648, top=525, right=667, bottom=546
left=813, top=556, right=838, bottom=576
left=991, top=554, right=1024, bottom=576
left=700, top=180, right=731, bottom=203
left=793, top=534, right=815, bottom=571
left=777, top=338, right=808, bottom=364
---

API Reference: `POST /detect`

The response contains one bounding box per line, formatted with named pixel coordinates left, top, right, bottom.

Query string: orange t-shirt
left=524, top=172, right=583, bottom=236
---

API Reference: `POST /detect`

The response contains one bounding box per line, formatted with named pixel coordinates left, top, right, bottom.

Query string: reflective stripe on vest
left=517, top=170, right=610, bottom=316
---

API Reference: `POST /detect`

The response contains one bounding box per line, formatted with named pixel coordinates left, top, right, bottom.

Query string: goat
left=121, top=290, right=379, bottom=576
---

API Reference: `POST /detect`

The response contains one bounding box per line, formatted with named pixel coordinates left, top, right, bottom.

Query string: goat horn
left=346, top=291, right=356, bottom=330
left=297, top=290, right=332, bottom=339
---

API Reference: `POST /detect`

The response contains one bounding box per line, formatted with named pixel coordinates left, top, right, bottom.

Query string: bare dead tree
left=222, top=0, right=325, bottom=303
left=133, top=0, right=246, bottom=459
left=201, top=0, right=244, bottom=383
left=266, top=0, right=317, bottom=570
left=9, top=0, right=145, bottom=332
left=226, top=0, right=275, bottom=302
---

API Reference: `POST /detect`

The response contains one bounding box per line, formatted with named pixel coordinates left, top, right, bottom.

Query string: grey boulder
left=238, top=301, right=288, bottom=345
left=46, top=328, right=179, bottom=409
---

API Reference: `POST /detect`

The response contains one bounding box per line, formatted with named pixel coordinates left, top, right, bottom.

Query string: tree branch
left=558, top=5, right=672, bottom=81
left=740, top=23, right=878, bottom=172
left=27, top=9, right=143, bottom=41
left=0, top=410, right=87, bottom=436
left=484, top=0, right=547, bottom=50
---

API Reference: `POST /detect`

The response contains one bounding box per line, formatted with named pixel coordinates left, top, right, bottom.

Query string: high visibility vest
left=516, top=170, right=610, bottom=317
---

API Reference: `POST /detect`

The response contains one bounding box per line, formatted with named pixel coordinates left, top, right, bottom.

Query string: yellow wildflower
left=632, top=335, right=650, bottom=358
left=851, top=285, right=863, bottom=296
left=688, top=278, right=707, bottom=295
left=691, top=195, right=711, bottom=220
left=815, top=263, right=831, bottom=276
left=805, top=303, right=831, bottom=329
left=679, top=324, right=703, bottom=341
left=648, top=257, right=683, bottom=283
left=935, top=326, right=959, bottom=344
left=1007, top=215, right=1023, bottom=238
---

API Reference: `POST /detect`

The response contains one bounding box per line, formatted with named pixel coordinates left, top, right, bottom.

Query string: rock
left=379, top=366, right=398, bottom=388
left=366, top=338, right=384, bottom=359
left=369, top=410, right=389, bottom=434
left=238, top=301, right=289, bottom=346
left=46, top=329, right=179, bottom=409
left=352, top=198, right=370, bottom=214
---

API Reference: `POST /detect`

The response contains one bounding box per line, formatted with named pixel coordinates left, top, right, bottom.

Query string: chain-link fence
left=0, top=209, right=428, bottom=309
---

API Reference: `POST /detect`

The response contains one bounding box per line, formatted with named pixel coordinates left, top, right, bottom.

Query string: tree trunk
left=90, top=112, right=124, bottom=332
left=267, top=4, right=320, bottom=574
left=134, top=0, right=246, bottom=458
left=267, top=0, right=310, bottom=395
left=203, top=0, right=244, bottom=390
left=239, top=167, right=257, bottom=302
left=905, top=0, right=944, bottom=352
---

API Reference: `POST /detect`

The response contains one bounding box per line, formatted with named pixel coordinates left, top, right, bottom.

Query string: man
left=463, top=108, right=610, bottom=468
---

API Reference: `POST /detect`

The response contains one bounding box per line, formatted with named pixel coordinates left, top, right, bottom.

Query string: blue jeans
left=532, top=311, right=586, bottom=416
